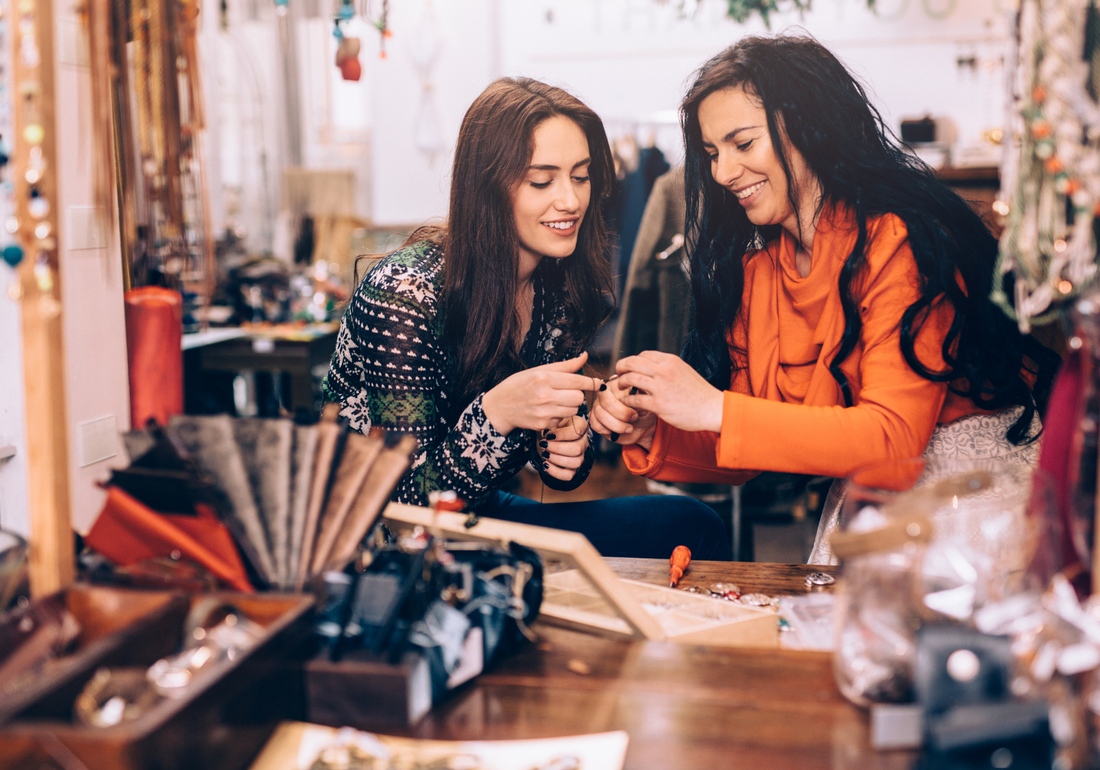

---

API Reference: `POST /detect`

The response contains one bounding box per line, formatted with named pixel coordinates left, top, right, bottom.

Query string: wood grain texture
left=334, top=560, right=896, bottom=770
left=603, top=558, right=839, bottom=597
left=16, top=0, right=76, bottom=598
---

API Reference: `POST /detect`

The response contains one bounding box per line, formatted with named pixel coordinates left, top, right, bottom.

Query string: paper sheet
left=249, top=721, right=629, bottom=770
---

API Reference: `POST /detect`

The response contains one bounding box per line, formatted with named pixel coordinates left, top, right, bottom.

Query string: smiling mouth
left=734, top=181, right=765, bottom=199
left=543, top=220, right=578, bottom=231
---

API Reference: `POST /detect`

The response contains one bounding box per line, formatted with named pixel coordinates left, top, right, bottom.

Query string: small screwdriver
left=669, top=545, right=692, bottom=588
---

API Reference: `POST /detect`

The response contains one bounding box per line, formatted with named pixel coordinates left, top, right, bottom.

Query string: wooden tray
left=0, top=585, right=187, bottom=726
left=541, top=569, right=778, bottom=647
left=0, top=591, right=315, bottom=770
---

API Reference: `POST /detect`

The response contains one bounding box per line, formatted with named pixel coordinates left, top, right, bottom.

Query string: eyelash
left=530, top=176, right=590, bottom=189
left=708, top=140, right=754, bottom=161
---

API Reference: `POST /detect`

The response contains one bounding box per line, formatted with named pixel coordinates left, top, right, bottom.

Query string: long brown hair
left=679, top=34, right=1056, bottom=443
left=442, top=78, right=614, bottom=412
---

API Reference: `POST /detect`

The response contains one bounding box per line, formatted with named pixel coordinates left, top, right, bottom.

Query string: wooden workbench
left=361, top=560, right=915, bottom=770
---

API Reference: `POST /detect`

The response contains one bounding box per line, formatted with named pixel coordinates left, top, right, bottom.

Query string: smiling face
left=697, top=86, right=819, bottom=242
left=512, top=115, right=592, bottom=275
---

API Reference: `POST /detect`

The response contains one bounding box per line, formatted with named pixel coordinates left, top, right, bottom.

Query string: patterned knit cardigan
left=322, top=239, right=594, bottom=508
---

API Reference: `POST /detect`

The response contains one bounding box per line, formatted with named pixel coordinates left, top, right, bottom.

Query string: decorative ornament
left=10, top=0, right=61, bottom=312
left=993, top=0, right=1100, bottom=331
left=332, top=2, right=362, bottom=81
left=365, top=0, right=391, bottom=59
left=1, top=243, right=20, bottom=267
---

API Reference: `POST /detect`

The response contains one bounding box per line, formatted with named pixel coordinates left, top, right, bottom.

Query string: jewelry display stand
left=382, top=503, right=778, bottom=648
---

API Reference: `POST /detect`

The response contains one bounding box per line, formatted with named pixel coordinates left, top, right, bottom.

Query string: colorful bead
left=22, top=123, right=43, bottom=144
left=1, top=243, right=23, bottom=267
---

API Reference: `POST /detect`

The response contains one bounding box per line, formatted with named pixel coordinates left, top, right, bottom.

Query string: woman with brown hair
left=323, top=77, right=729, bottom=560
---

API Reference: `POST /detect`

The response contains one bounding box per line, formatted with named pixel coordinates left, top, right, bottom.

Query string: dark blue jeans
left=478, top=491, right=732, bottom=561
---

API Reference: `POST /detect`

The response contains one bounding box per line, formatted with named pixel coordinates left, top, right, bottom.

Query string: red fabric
left=1036, top=347, right=1087, bottom=589
left=86, top=487, right=253, bottom=593
left=125, top=287, right=183, bottom=430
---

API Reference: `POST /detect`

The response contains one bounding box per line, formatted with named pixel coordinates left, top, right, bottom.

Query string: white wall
left=0, top=280, right=29, bottom=536
left=369, top=0, right=499, bottom=226
left=363, top=0, right=1011, bottom=226
left=55, top=4, right=132, bottom=534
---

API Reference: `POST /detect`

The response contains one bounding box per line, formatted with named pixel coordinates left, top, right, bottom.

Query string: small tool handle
left=669, top=545, right=691, bottom=587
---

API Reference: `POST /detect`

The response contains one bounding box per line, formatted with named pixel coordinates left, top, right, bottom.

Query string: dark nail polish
left=546, top=433, right=556, bottom=440
left=630, top=386, right=639, bottom=396
left=609, top=432, right=619, bottom=442
left=542, top=461, right=549, bottom=469
left=539, top=440, right=548, bottom=448
left=599, top=383, right=607, bottom=391
left=542, top=450, right=550, bottom=458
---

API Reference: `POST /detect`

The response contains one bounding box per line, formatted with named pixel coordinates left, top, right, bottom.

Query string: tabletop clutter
left=826, top=456, right=1100, bottom=768
left=1, top=413, right=1099, bottom=768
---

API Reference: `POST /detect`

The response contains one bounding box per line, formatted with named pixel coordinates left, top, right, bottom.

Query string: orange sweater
left=623, top=205, right=986, bottom=484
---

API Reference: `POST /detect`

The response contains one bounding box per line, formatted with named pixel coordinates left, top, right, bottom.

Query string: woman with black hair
left=324, top=77, right=730, bottom=560
left=591, top=34, right=1059, bottom=561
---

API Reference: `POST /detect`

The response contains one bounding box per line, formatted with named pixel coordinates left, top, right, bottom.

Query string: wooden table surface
left=386, top=560, right=916, bottom=770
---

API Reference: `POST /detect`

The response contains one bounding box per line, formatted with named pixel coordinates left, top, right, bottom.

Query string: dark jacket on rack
left=611, top=166, right=691, bottom=370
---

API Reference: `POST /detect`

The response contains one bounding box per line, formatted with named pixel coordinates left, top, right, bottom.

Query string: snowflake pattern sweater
left=322, top=239, right=593, bottom=508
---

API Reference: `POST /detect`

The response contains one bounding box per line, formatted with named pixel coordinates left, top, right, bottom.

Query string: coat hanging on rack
left=611, top=166, right=690, bottom=369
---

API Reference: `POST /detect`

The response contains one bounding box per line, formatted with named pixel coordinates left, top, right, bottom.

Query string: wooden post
left=14, top=0, right=76, bottom=595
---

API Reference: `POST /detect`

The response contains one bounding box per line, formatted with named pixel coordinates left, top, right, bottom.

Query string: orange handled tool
left=669, top=545, right=691, bottom=588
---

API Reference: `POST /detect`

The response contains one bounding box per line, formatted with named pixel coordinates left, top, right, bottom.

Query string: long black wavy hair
left=680, top=33, right=1058, bottom=443
left=439, top=78, right=615, bottom=412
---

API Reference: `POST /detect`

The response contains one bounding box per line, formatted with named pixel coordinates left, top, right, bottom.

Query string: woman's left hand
left=540, top=414, right=589, bottom=481
left=615, top=351, right=725, bottom=434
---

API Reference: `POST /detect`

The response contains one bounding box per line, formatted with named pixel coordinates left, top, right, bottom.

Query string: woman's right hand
left=590, top=376, right=658, bottom=451
left=481, top=352, right=600, bottom=436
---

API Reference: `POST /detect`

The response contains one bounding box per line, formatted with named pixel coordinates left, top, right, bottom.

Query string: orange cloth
left=86, top=487, right=254, bottom=593
left=623, top=204, right=988, bottom=485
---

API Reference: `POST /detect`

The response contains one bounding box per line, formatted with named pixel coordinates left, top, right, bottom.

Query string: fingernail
left=546, top=433, right=556, bottom=440
left=539, top=440, right=548, bottom=448
left=630, top=386, right=639, bottom=396
left=542, top=450, right=550, bottom=458
left=599, top=383, right=607, bottom=392
left=542, top=461, right=549, bottom=469
left=609, top=432, right=619, bottom=442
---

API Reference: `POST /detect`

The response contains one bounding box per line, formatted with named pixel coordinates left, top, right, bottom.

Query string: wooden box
left=0, top=589, right=314, bottom=770
left=541, top=569, right=778, bottom=647
left=303, top=650, right=433, bottom=729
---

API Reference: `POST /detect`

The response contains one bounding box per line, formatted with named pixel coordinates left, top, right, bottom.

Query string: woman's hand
left=481, top=352, right=600, bottom=436
left=590, top=375, right=658, bottom=451
left=614, top=351, right=724, bottom=434
left=539, top=414, right=589, bottom=481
